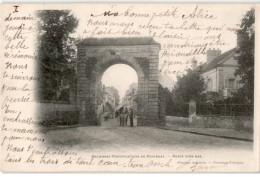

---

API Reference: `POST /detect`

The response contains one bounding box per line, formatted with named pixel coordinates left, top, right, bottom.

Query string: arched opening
left=76, top=37, right=161, bottom=126
left=97, top=64, right=138, bottom=127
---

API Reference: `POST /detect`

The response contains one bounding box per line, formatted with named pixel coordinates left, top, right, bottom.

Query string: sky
left=67, top=4, right=253, bottom=98
left=101, top=64, right=138, bottom=99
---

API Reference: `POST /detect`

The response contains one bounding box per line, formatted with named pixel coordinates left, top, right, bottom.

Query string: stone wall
left=76, top=38, right=161, bottom=126
left=36, top=102, right=78, bottom=126
left=166, top=115, right=253, bottom=131
left=191, top=116, right=253, bottom=131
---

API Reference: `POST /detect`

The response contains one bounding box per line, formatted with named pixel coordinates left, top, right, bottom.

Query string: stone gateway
left=76, top=37, right=161, bottom=126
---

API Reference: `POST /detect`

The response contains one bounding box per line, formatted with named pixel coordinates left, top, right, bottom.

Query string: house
left=122, top=83, right=138, bottom=112
left=102, top=86, right=116, bottom=111
left=199, top=48, right=242, bottom=98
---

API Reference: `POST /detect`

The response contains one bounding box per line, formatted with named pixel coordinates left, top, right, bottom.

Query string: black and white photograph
left=0, top=3, right=259, bottom=172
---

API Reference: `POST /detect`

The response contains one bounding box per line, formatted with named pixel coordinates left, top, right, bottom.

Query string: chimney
left=207, top=48, right=221, bottom=62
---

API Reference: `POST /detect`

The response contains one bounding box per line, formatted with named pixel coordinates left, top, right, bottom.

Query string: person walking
left=118, top=107, right=124, bottom=126
left=120, top=107, right=125, bottom=127
left=121, top=112, right=124, bottom=126
left=124, top=107, right=128, bottom=126
left=129, top=108, right=134, bottom=127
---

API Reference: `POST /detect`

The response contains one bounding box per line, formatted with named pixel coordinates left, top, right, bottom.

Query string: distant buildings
left=101, top=85, right=117, bottom=112
left=122, top=83, right=138, bottom=112
left=199, top=48, right=242, bottom=98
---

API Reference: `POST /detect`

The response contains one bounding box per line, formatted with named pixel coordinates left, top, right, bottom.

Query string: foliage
left=201, top=91, right=221, bottom=104
left=234, top=8, right=255, bottom=103
left=173, top=69, right=206, bottom=104
left=37, top=10, right=79, bottom=101
left=158, top=69, right=206, bottom=117
left=158, top=84, right=173, bottom=114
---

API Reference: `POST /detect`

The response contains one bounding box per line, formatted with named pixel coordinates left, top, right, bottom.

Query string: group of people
left=115, top=107, right=134, bottom=127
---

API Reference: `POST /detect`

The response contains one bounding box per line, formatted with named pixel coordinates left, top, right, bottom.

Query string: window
left=227, top=78, right=235, bottom=89
left=207, top=78, right=213, bottom=91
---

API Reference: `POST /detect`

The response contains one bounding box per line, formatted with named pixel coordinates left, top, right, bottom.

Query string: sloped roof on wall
left=200, top=48, right=236, bottom=73
left=78, top=37, right=160, bottom=46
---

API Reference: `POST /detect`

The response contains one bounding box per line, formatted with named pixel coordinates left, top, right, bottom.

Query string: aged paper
left=0, top=3, right=259, bottom=172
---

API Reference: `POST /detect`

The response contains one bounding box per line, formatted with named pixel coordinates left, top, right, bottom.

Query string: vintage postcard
left=0, top=3, right=259, bottom=172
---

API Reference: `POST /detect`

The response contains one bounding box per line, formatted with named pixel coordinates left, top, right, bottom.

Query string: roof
left=200, top=48, right=236, bottom=73
left=78, top=37, right=160, bottom=47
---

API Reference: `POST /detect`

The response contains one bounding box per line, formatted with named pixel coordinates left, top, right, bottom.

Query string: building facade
left=200, top=48, right=242, bottom=98
left=122, top=83, right=138, bottom=112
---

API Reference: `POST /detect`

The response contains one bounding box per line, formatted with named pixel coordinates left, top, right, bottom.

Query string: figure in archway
left=129, top=108, right=134, bottom=127
left=118, top=107, right=124, bottom=126
left=124, top=107, right=129, bottom=126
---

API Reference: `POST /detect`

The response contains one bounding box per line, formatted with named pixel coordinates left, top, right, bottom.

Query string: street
left=45, top=118, right=253, bottom=153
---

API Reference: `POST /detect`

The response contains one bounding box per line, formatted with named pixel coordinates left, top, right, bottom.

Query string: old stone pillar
left=189, top=100, right=196, bottom=123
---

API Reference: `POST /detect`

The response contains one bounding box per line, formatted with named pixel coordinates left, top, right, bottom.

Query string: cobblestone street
left=45, top=118, right=253, bottom=153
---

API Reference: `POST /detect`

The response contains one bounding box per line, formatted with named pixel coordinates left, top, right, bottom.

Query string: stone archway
left=76, top=37, right=161, bottom=126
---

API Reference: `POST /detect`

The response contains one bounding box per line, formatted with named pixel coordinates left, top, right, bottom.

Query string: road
left=45, top=118, right=253, bottom=153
